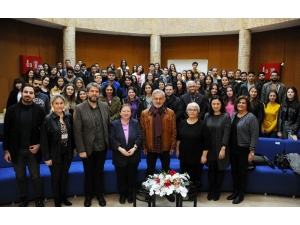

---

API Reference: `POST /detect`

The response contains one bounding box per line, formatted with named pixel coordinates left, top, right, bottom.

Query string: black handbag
left=248, top=153, right=275, bottom=170
left=273, top=150, right=290, bottom=172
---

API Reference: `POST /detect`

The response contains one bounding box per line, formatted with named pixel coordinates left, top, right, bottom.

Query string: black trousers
left=146, top=151, right=170, bottom=177
left=208, top=161, right=224, bottom=190
left=12, top=148, right=43, bottom=199
left=230, top=151, right=249, bottom=192
left=49, top=149, right=72, bottom=199
left=180, top=161, right=204, bottom=184
left=115, top=162, right=139, bottom=196
left=81, top=150, right=107, bottom=198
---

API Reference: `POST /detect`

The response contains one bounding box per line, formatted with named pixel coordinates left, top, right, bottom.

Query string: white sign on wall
left=167, top=59, right=208, bottom=73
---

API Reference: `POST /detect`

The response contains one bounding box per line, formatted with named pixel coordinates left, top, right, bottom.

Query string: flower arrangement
left=142, top=170, right=191, bottom=197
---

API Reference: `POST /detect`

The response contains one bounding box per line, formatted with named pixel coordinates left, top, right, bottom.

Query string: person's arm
left=110, top=98, right=121, bottom=121
left=139, top=111, right=147, bottom=154
left=249, top=114, right=259, bottom=151
left=73, top=106, right=87, bottom=157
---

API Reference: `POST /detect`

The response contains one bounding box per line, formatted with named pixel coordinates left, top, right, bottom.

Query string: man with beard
left=261, top=71, right=286, bottom=104
left=63, top=67, right=76, bottom=85
left=164, top=83, right=182, bottom=128
left=74, top=63, right=85, bottom=79
left=180, top=81, right=208, bottom=120
left=228, top=70, right=240, bottom=95
left=73, top=82, right=110, bottom=207
left=32, top=78, right=50, bottom=114
left=3, top=85, right=46, bottom=207
left=256, top=72, right=267, bottom=99
left=140, top=89, right=177, bottom=202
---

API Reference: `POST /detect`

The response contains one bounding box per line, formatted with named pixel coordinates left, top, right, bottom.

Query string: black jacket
left=180, top=92, right=208, bottom=120
left=40, top=112, right=75, bottom=163
left=278, top=101, right=300, bottom=135
left=2, top=102, right=46, bottom=164
left=165, top=94, right=183, bottom=127
left=6, top=90, right=19, bottom=110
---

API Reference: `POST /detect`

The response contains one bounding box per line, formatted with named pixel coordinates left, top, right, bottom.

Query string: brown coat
left=140, top=107, right=177, bottom=152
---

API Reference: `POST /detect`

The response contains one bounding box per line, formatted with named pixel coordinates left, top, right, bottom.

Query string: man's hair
left=81, top=63, right=86, bottom=67
left=258, top=71, right=265, bottom=76
left=33, top=77, right=42, bottom=82
left=163, top=67, right=168, bottom=70
left=165, top=83, right=174, bottom=89
left=66, top=67, right=74, bottom=73
left=241, top=72, right=248, bottom=76
left=21, top=84, right=34, bottom=93
left=247, top=71, right=255, bottom=76
left=192, top=62, right=198, bottom=66
left=152, top=89, right=165, bottom=97
left=187, top=80, right=196, bottom=87
left=86, top=82, right=101, bottom=92
left=108, top=71, right=115, bottom=75
left=149, top=63, right=155, bottom=67
left=271, top=70, right=279, bottom=76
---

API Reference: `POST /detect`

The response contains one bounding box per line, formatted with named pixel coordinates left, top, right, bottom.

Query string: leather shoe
left=18, top=199, right=29, bottom=207
left=232, top=192, right=244, bottom=204
left=84, top=196, right=92, bottom=207
left=61, top=195, right=72, bottom=206
left=213, top=190, right=220, bottom=201
left=165, top=194, right=175, bottom=202
left=119, top=195, right=126, bottom=204
left=35, top=198, right=44, bottom=207
left=227, top=189, right=238, bottom=200
left=98, top=195, right=106, bottom=207
left=127, top=195, right=133, bottom=204
left=207, top=190, right=214, bottom=201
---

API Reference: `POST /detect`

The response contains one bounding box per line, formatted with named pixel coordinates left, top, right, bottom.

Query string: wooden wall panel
left=251, top=26, right=300, bottom=91
left=0, top=19, right=62, bottom=110
left=161, top=35, right=239, bottom=72
left=76, top=32, right=150, bottom=72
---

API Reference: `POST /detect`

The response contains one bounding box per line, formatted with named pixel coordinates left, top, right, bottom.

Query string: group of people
left=3, top=59, right=300, bottom=207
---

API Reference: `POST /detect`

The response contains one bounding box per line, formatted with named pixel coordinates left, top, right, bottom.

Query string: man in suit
left=73, top=82, right=110, bottom=207
left=181, top=81, right=208, bottom=120
left=3, top=85, right=46, bottom=207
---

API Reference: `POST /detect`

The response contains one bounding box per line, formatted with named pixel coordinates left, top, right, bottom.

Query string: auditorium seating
left=1, top=138, right=300, bottom=205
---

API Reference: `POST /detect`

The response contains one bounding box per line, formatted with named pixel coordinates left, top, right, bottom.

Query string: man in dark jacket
left=164, top=83, right=182, bottom=128
left=180, top=81, right=208, bottom=120
left=3, top=85, right=46, bottom=207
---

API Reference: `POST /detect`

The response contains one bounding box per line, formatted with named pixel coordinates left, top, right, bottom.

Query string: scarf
left=150, top=105, right=165, bottom=153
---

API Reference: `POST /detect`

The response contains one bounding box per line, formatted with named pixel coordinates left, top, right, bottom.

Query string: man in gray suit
left=73, top=82, right=110, bottom=207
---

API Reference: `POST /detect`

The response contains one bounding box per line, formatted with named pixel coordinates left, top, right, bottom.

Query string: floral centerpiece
left=142, top=170, right=191, bottom=197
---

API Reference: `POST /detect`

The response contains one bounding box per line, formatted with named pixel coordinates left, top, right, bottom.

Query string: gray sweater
left=231, top=112, right=259, bottom=151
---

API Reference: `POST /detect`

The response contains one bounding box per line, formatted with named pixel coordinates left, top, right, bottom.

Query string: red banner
left=259, top=63, right=281, bottom=80
left=20, top=55, right=43, bottom=75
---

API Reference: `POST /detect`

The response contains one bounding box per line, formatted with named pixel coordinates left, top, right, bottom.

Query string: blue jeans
left=12, top=148, right=43, bottom=199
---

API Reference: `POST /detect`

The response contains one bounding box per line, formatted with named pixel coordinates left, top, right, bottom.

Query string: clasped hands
left=119, top=147, right=136, bottom=156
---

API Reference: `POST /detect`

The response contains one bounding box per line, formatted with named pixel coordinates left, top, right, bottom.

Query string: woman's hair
left=186, top=70, right=194, bottom=80
left=123, top=75, right=133, bottom=87
left=74, top=77, right=86, bottom=92
left=265, top=90, right=279, bottom=106
left=248, top=86, right=260, bottom=111
left=37, top=69, right=45, bottom=78
left=175, top=80, right=187, bottom=93
left=223, top=85, right=236, bottom=106
left=154, top=63, right=161, bottom=70
left=61, top=83, right=75, bottom=101
left=132, top=64, right=138, bottom=73
left=204, top=75, right=213, bottom=88
left=145, top=72, right=154, bottom=82
left=42, top=62, right=50, bottom=73
left=168, top=63, right=177, bottom=73
left=76, top=88, right=87, bottom=104
left=136, top=65, right=144, bottom=74
left=24, top=69, right=35, bottom=82
left=205, top=83, right=220, bottom=98
left=208, top=95, right=226, bottom=115
left=12, top=78, right=25, bottom=91
left=186, top=102, right=200, bottom=113
left=51, top=94, right=65, bottom=105
left=120, top=59, right=127, bottom=68
left=142, top=82, right=153, bottom=95
left=127, top=86, right=137, bottom=95
left=284, top=86, right=299, bottom=106
left=234, top=95, right=251, bottom=112
left=56, top=77, right=65, bottom=90
left=194, top=78, right=204, bottom=93
left=102, top=83, right=116, bottom=97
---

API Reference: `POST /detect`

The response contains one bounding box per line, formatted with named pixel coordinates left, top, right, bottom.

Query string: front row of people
left=3, top=82, right=298, bottom=207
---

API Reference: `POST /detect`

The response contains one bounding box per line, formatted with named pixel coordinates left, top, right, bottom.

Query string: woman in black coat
left=40, top=94, right=76, bottom=207
left=248, top=86, right=265, bottom=129
left=109, top=104, right=143, bottom=204
left=6, top=78, right=25, bottom=110
left=277, top=86, right=300, bottom=140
